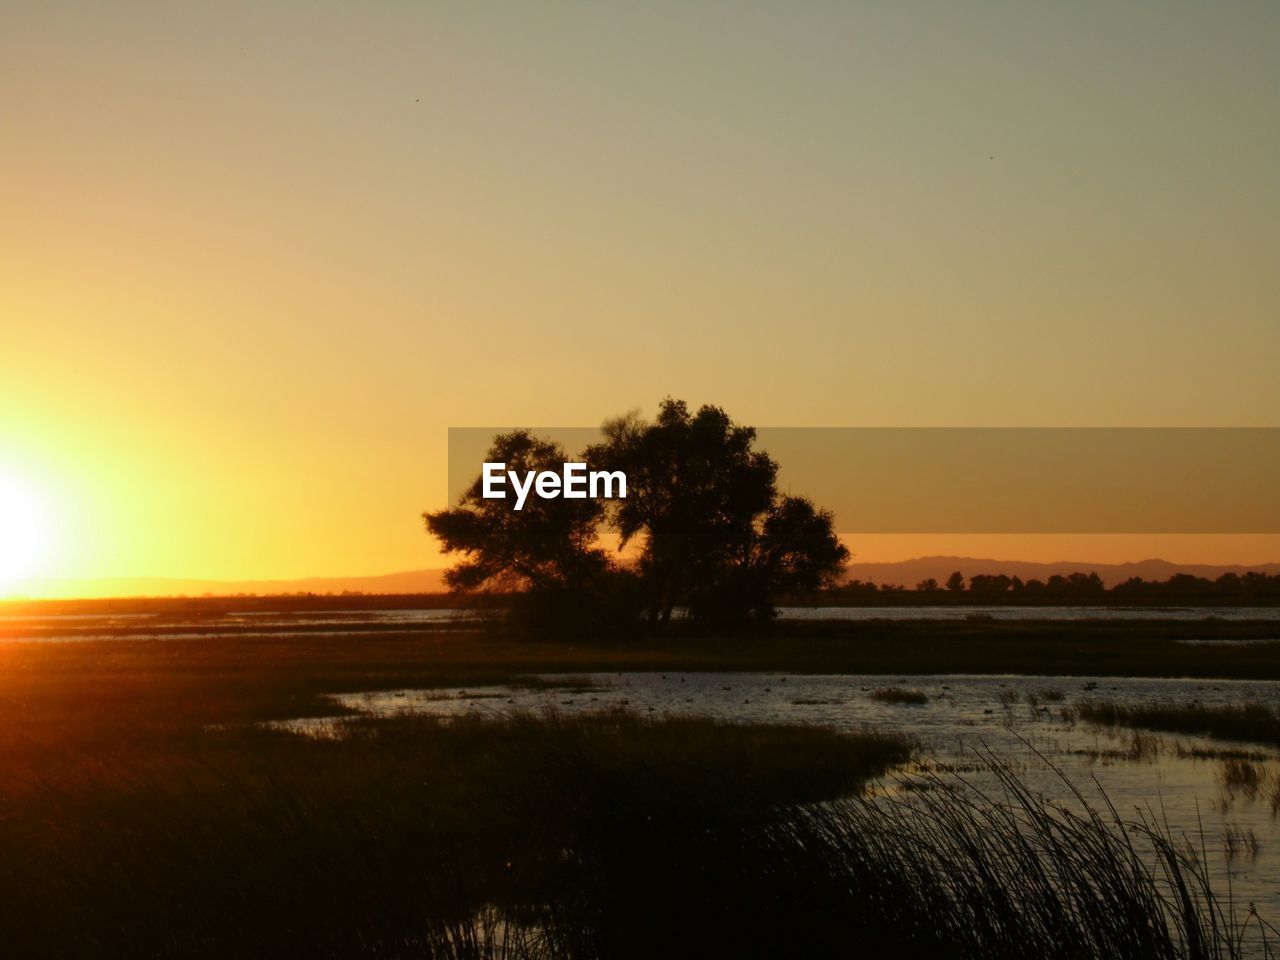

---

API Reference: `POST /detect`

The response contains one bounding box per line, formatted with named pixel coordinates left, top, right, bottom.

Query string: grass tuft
left=1070, top=701, right=1280, bottom=748
left=871, top=686, right=929, bottom=705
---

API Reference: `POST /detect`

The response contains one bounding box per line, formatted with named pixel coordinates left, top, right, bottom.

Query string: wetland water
left=303, top=671, right=1280, bottom=937
left=6, top=605, right=1278, bottom=945
left=3, top=604, right=1280, bottom=642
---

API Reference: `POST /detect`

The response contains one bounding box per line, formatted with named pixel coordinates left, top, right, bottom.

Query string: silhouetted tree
left=1067, top=572, right=1106, bottom=597
left=841, top=578, right=881, bottom=599
left=426, top=403, right=847, bottom=632
left=1111, top=571, right=1279, bottom=601
left=589, top=399, right=847, bottom=624
left=1111, top=576, right=1148, bottom=598
left=945, top=571, right=966, bottom=593
left=756, top=494, right=849, bottom=595
left=424, top=431, right=608, bottom=592
left=916, top=578, right=940, bottom=593
left=422, top=431, right=642, bottom=632
left=1241, top=571, right=1280, bottom=599
left=1215, top=573, right=1242, bottom=597
left=1165, top=573, right=1215, bottom=597
left=968, top=574, right=1012, bottom=596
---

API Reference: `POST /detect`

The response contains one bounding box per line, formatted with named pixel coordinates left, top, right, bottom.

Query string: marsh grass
left=871, top=686, right=929, bottom=705
left=783, top=754, right=1279, bottom=960
left=1074, top=730, right=1164, bottom=764
left=0, top=709, right=909, bottom=958
left=1027, top=687, right=1066, bottom=712
left=1070, top=700, right=1280, bottom=813
left=511, top=750, right=1278, bottom=959
left=1174, top=745, right=1271, bottom=762
left=1220, top=758, right=1268, bottom=798
left=2, top=695, right=1268, bottom=957
left=1222, top=825, right=1261, bottom=860
left=3, top=627, right=1279, bottom=957
left=1071, top=701, right=1280, bottom=748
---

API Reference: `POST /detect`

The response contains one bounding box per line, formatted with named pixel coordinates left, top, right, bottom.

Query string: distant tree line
left=833, top=570, right=1280, bottom=603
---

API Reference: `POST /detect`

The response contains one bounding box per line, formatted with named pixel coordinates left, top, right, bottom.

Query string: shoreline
left=6, top=590, right=1280, bottom=617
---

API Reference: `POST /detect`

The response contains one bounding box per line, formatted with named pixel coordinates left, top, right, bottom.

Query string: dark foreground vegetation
left=2, top=630, right=1277, bottom=957
left=1, top=704, right=1271, bottom=958
left=1073, top=700, right=1280, bottom=748
left=0, top=627, right=1274, bottom=957
left=0, top=710, right=909, bottom=957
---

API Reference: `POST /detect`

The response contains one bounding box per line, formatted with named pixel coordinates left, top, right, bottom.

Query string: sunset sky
left=2, top=2, right=1277, bottom=595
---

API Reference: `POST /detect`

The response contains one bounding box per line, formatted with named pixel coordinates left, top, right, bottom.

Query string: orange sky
left=2, top=3, right=1277, bottom=596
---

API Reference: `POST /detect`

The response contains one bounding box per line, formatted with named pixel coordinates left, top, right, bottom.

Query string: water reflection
left=4, top=605, right=1278, bottom=642
left=307, top=671, right=1280, bottom=928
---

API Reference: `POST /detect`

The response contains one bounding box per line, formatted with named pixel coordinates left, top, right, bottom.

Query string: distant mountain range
left=16, top=557, right=1280, bottom=599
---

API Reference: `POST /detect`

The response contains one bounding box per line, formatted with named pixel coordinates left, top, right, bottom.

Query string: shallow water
left=313, top=671, right=1280, bottom=939
left=0, top=607, right=483, bottom=641
left=4, top=604, right=1278, bottom=642
left=777, top=605, right=1280, bottom=621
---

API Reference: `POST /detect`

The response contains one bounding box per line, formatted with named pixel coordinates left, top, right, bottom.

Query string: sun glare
left=0, top=470, right=50, bottom=592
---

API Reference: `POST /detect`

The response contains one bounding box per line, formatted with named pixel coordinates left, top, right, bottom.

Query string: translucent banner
left=447, top=427, right=1280, bottom=533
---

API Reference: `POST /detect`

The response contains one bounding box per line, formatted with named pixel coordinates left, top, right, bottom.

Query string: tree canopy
left=424, top=431, right=610, bottom=594
left=423, top=399, right=848, bottom=632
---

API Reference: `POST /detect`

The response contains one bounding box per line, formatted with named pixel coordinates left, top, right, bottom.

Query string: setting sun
left=0, top=469, right=50, bottom=591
